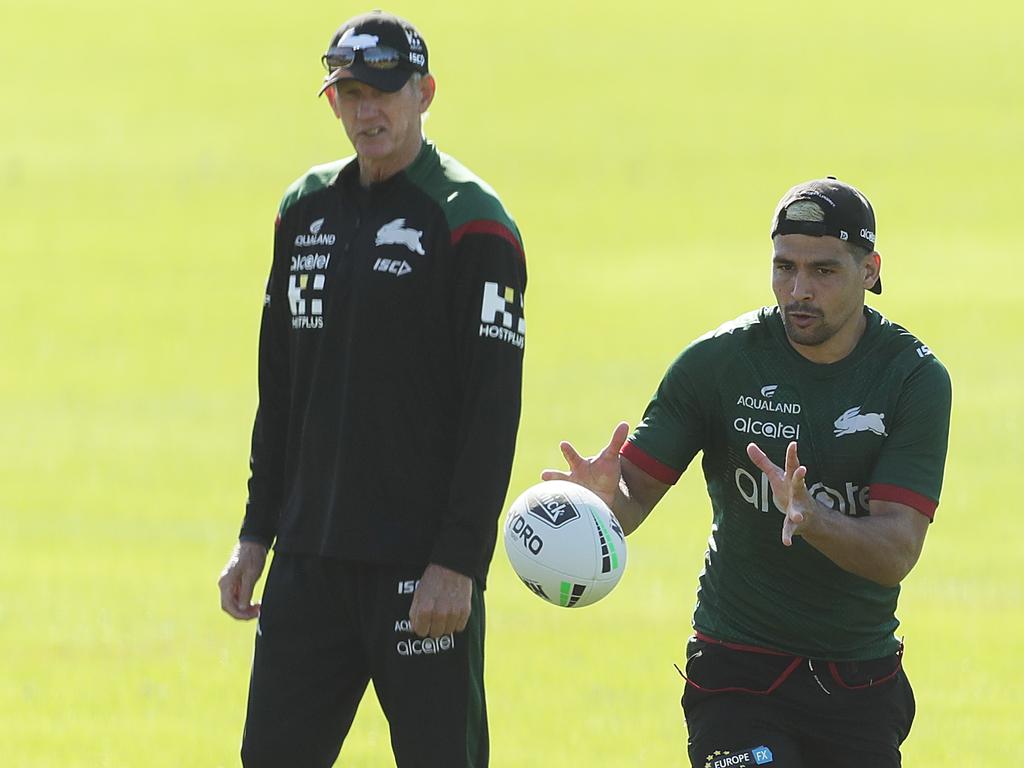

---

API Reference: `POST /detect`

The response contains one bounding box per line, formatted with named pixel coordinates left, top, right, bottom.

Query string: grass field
left=2, top=0, right=1022, bottom=765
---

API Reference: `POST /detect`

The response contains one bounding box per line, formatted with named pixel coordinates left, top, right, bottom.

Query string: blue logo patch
left=753, top=746, right=774, bottom=765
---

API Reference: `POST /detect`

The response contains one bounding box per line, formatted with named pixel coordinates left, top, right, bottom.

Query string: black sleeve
left=429, top=230, right=527, bottom=580
left=239, top=219, right=291, bottom=547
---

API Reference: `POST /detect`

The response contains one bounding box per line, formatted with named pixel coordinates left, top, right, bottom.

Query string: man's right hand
left=218, top=541, right=268, bottom=620
left=541, top=422, right=630, bottom=509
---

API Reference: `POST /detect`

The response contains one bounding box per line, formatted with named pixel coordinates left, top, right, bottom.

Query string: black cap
left=318, top=11, right=428, bottom=96
left=771, top=177, right=881, bottom=294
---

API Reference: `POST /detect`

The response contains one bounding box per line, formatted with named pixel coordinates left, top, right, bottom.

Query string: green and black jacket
left=241, top=142, right=526, bottom=583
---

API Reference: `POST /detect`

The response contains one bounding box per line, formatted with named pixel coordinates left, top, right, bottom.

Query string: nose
left=791, top=268, right=813, bottom=301
left=355, top=96, right=379, bottom=120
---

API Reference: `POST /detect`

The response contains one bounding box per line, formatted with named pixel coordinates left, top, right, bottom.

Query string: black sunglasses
left=322, top=46, right=404, bottom=72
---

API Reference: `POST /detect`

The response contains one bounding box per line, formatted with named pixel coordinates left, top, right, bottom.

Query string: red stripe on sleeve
left=870, top=483, right=938, bottom=520
left=451, top=220, right=525, bottom=261
left=620, top=441, right=682, bottom=485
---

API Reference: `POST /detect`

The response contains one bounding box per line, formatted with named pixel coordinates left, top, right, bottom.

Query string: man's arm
left=218, top=213, right=291, bottom=619
left=748, top=441, right=929, bottom=587
left=411, top=223, right=526, bottom=639
left=541, top=422, right=671, bottom=535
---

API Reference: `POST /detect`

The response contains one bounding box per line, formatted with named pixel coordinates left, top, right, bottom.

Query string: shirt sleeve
left=869, top=356, right=952, bottom=520
left=239, top=215, right=292, bottom=547
left=428, top=223, right=526, bottom=580
left=621, top=343, right=710, bottom=484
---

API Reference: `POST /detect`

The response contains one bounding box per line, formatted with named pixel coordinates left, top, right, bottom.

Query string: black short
left=240, top=553, right=487, bottom=768
left=681, top=634, right=915, bottom=768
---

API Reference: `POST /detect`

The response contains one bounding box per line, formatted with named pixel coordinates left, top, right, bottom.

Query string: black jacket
left=240, top=142, right=526, bottom=582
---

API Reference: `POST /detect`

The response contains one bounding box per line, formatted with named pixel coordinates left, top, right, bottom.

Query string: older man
left=218, top=11, right=526, bottom=767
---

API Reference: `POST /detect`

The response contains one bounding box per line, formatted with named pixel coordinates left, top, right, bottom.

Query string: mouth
left=360, top=127, right=386, bottom=138
left=785, top=309, right=822, bottom=329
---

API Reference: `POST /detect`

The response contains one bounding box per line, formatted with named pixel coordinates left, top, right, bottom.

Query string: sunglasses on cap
left=321, top=45, right=404, bottom=72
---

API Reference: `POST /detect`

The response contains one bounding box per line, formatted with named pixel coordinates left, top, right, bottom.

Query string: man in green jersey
left=543, top=178, right=951, bottom=767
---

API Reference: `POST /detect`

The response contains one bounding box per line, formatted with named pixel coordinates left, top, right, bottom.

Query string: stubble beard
left=781, top=306, right=836, bottom=348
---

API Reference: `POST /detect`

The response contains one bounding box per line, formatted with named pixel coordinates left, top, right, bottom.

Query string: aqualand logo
left=295, top=218, right=336, bottom=247
left=736, top=384, right=801, bottom=415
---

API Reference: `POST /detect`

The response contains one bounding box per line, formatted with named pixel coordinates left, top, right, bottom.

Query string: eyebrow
left=773, top=255, right=844, bottom=268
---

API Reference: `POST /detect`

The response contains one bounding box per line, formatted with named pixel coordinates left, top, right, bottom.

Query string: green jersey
left=621, top=306, right=952, bottom=660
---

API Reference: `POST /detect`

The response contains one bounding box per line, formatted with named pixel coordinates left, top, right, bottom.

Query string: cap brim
left=318, top=64, right=412, bottom=96
left=868, top=275, right=882, bottom=294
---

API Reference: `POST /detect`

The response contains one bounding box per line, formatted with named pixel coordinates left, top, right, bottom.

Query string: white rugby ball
left=503, top=480, right=627, bottom=608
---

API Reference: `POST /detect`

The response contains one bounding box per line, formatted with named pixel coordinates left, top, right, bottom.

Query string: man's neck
left=358, top=138, right=424, bottom=187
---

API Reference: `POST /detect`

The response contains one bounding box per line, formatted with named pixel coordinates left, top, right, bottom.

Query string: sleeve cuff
left=620, top=440, right=682, bottom=485
left=870, top=483, right=938, bottom=521
left=429, top=525, right=483, bottom=580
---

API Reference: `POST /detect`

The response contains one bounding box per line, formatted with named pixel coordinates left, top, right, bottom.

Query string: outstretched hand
left=747, top=441, right=818, bottom=546
left=541, top=422, right=630, bottom=509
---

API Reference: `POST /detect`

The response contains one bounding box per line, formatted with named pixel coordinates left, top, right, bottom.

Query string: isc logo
left=397, top=579, right=420, bottom=595
left=374, top=258, right=412, bottom=276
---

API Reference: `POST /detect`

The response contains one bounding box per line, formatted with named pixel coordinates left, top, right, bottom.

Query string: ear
left=325, top=85, right=342, bottom=118
left=864, top=251, right=881, bottom=289
left=418, top=74, right=436, bottom=113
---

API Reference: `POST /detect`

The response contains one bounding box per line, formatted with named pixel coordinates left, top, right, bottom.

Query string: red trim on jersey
left=678, top=631, right=803, bottom=695
left=870, top=483, right=938, bottom=520
left=450, top=220, right=525, bottom=261
left=693, top=630, right=792, bottom=656
left=620, top=441, right=682, bottom=485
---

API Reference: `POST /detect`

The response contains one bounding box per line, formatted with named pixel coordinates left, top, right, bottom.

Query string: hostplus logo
left=479, top=282, right=525, bottom=348
left=294, top=218, right=336, bottom=247
left=288, top=273, right=325, bottom=330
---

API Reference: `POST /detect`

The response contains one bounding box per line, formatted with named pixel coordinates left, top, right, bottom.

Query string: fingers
left=409, top=565, right=473, bottom=638
left=540, top=469, right=571, bottom=482
left=559, top=440, right=582, bottom=464
left=409, top=595, right=470, bottom=638
left=746, top=442, right=777, bottom=474
left=785, top=441, right=801, bottom=479
left=218, top=571, right=258, bottom=620
left=237, top=571, right=261, bottom=617
left=602, top=422, right=630, bottom=458
left=218, top=543, right=267, bottom=621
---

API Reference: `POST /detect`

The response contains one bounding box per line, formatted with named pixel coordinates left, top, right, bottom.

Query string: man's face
left=772, top=234, right=877, bottom=350
left=329, top=72, right=433, bottom=165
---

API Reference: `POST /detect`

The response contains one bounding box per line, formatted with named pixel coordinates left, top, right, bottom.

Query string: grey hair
left=407, top=72, right=430, bottom=124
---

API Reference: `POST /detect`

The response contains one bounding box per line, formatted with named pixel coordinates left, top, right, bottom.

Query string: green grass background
left=2, top=0, right=1022, bottom=764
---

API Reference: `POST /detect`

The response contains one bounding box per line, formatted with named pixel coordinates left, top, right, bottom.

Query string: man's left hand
left=409, top=563, right=473, bottom=638
left=747, top=441, right=818, bottom=546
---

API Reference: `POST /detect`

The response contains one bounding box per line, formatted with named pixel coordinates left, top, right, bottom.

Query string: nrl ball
left=503, top=480, right=627, bottom=608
